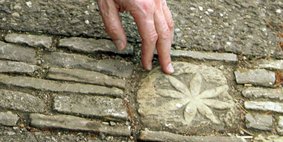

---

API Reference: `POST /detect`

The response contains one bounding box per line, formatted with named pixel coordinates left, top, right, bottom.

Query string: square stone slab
left=137, top=62, right=238, bottom=134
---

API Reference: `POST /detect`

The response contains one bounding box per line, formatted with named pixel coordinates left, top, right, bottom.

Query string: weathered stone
left=254, top=135, right=283, bottom=142
left=244, top=101, right=283, bottom=113
left=43, top=52, right=133, bottom=78
left=234, top=69, right=276, bottom=87
left=242, top=87, right=283, bottom=100
left=139, top=130, right=247, bottom=142
left=245, top=113, right=273, bottom=131
left=5, top=33, right=52, bottom=48
left=0, top=111, right=19, bottom=126
left=0, top=60, right=39, bottom=74
left=0, top=127, right=37, bottom=142
left=54, top=95, right=128, bottom=120
left=277, top=116, right=283, bottom=135
left=47, top=67, right=126, bottom=89
left=59, top=37, right=133, bottom=55
left=170, top=50, right=238, bottom=62
left=257, top=60, right=283, bottom=70
left=30, top=113, right=131, bottom=136
left=137, top=62, right=237, bottom=134
left=0, top=89, right=45, bottom=112
left=0, top=75, right=123, bottom=97
left=0, top=41, right=37, bottom=64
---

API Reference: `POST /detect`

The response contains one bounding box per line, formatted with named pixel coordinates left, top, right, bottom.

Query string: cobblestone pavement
left=0, top=32, right=282, bottom=142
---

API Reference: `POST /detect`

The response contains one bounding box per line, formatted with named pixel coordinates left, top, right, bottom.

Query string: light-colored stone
left=0, top=89, right=46, bottom=112
left=244, top=101, right=283, bottom=113
left=0, top=60, right=39, bottom=74
left=139, top=130, right=247, bottom=142
left=234, top=69, right=276, bottom=87
left=0, top=41, right=37, bottom=64
left=137, top=62, right=236, bottom=134
left=54, top=95, right=128, bottom=120
left=245, top=113, right=273, bottom=131
left=30, top=113, right=131, bottom=136
left=170, top=50, right=238, bottom=62
left=257, top=60, right=283, bottom=70
left=242, top=87, right=283, bottom=100
left=47, top=67, right=126, bottom=89
left=277, top=116, right=283, bottom=135
left=0, top=75, right=123, bottom=97
left=43, top=52, right=133, bottom=78
left=59, top=37, right=133, bottom=55
left=0, top=111, right=19, bottom=126
left=254, top=135, right=283, bottom=142
left=5, top=33, right=52, bottom=48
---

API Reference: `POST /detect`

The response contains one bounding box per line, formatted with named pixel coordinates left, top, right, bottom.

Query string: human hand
left=98, top=0, right=174, bottom=74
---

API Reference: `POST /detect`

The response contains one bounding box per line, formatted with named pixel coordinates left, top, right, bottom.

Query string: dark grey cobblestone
left=0, top=89, right=45, bottom=112
left=0, top=74, right=123, bottom=97
left=0, top=111, right=19, bottom=126
left=30, top=113, right=131, bottom=136
left=0, top=41, right=37, bottom=64
left=54, top=95, right=128, bottom=120
left=5, top=33, right=52, bottom=49
left=47, top=67, right=126, bottom=89
left=59, top=37, right=134, bottom=55
left=245, top=113, right=273, bottom=131
left=0, top=60, right=39, bottom=74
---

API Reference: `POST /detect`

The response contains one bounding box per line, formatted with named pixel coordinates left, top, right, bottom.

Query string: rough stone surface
left=0, top=60, right=39, bottom=74
left=244, top=101, right=283, bottom=113
left=5, top=33, right=52, bottom=48
left=242, top=87, right=283, bottom=100
left=54, top=95, right=128, bottom=120
left=139, top=130, right=247, bottom=142
left=257, top=60, right=283, bottom=70
left=0, top=111, right=19, bottom=126
left=234, top=69, right=276, bottom=87
left=171, top=50, right=238, bottom=62
left=137, top=62, right=237, bottom=134
left=0, top=1, right=282, bottom=57
left=0, top=75, right=123, bottom=97
left=47, top=67, right=126, bottom=89
left=254, top=135, right=283, bottom=142
left=0, top=89, right=45, bottom=112
left=30, top=113, right=131, bottom=136
left=0, top=41, right=37, bottom=64
left=43, top=52, right=133, bottom=78
left=59, top=37, right=133, bottom=55
left=0, top=127, right=37, bottom=142
left=245, top=113, right=273, bottom=131
left=277, top=116, right=283, bottom=135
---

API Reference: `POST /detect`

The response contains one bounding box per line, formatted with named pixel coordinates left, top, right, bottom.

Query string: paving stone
left=0, top=111, right=19, bottom=126
left=0, top=75, right=123, bottom=97
left=0, top=41, right=37, bottom=64
left=254, top=135, right=283, bottom=142
left=245, top=113, right=273, bottom=131
left=170, top=50, right=238, bottom=62
left=59, top=37, right=133, bottom=55
left=242, top=87, right=283, bottom=100
left=257, top=59, right=283, bottom=70
left=0, top=89, right=45, bottom=112
left=5, top=33, right=52, bottom=48
left=47, top=67, right=126, bottom=89
left=277, top=116, right=283, bottom=135
left=0, top=127, right=37, bottom=142
left=54, top=95, right=128, bottom=120
left=139, top=130, right=247, bottom=142
left=234, top=69, right=276, bottom=87
left=43, top=52, right=133, bottom=78
left=0, top=60, right=39, bottom=74
left=30, top=113, right=131, bottom=136
left=137, top=62, right=237, bottom=134
left=244, top=101, right=283, bottom=113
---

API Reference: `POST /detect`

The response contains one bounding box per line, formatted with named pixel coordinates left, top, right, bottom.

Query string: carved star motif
left=156, top=73, right=233, bottom=125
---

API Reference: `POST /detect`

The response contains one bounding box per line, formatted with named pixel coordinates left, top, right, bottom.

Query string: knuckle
left=168, top=21, right=174, bottom=30
left=143, top=32, right=158, bottom=43
left=159, top=28, right=171, bottom=40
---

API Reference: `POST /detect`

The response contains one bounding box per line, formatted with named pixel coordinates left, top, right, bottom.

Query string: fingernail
left=147, top=64, right=152, bottom=71
left=114, top=40, right=124, bottom=51
left=166, top=63, right=174, bottom=74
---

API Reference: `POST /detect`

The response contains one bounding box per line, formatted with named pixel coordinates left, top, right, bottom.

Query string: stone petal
left=198, top=85, right=229, bottom=99
left=156, top=89, right=186, bottom=99
left=166, top=75, right=190, bottom=95
left=184, top=103, right=197, bottom=125
left=197, top=103, right=220, bottom=124
left=156, top=99, right=189, bottom=111
left=190, top=73, right=202, bottom=96
left=203, top=99, right=233, bottom=109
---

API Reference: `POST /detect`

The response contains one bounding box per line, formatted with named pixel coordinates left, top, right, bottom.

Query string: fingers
left=98, top=0, right=127, bottom=50
left=154, top=1, right=174, bottom=74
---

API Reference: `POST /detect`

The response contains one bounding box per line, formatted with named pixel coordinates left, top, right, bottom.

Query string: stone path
left=0, top=32, right=282, bottom=142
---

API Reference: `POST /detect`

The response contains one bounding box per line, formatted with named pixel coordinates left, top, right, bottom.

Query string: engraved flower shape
left=156, top=73, right=233, bottom=125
